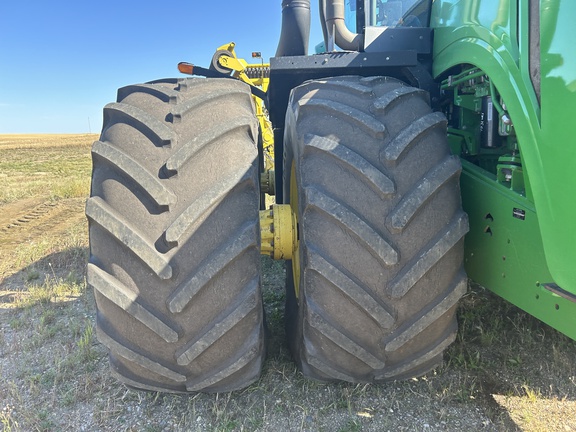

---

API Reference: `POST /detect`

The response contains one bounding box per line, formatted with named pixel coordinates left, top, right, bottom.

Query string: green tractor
left=86, top=0, right=576, bottom=392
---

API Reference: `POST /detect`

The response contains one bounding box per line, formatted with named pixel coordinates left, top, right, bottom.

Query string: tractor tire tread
left=284, top=76, right=468, bottom=382
left=87, top=78, right=264, bottom=393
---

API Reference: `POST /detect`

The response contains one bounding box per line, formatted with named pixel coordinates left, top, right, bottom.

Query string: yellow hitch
left=260, top=204, right=297, bottom=260
left=211, top=43, right=275, bottom=174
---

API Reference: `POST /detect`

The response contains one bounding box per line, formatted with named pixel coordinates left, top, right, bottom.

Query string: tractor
left=86, top=0, right=576, bottom=392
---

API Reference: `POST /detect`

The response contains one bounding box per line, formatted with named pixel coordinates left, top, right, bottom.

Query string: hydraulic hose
left=276, top=0, right=311, bottom=57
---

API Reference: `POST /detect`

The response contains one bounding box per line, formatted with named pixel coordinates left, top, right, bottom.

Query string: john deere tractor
left=86, top=0, right=576, bottom=392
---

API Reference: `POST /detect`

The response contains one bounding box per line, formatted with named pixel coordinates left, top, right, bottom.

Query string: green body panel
left=539, top=1, right=576, bottom=290
left=461, top=160, right=576, bottom=339
left=430, top=0, right=576, bottom=319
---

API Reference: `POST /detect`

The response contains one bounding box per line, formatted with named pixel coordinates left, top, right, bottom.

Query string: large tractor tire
left=86, top=78, right=265, bottom=393
left=283, top=76, right=469, bottom=382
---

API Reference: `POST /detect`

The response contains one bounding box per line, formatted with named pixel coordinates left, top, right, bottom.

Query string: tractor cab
left=318, top=0, right=433, bottom=52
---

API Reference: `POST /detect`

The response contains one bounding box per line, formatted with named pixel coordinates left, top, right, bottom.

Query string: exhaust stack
left=276, top=0, right=311, bottom=57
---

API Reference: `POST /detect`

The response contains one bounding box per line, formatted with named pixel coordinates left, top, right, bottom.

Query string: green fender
left=431, top=0, right=576, bottom=295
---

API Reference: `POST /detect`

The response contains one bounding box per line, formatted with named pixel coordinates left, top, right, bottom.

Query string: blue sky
left=0, top=1, right=323, bottom=133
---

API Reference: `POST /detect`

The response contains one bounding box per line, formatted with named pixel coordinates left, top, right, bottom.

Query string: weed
left=25, top=284, right=53, bottom=306
left=35, top=408, right=55, bottom=430
left=507, top=354, right=523, bottom=367
left=446, top=345, right=482, bottom=371
left=25, top=269, right=40, bottom=282
left=521, top=384, right=541, bottom=402
left=8, top=316, right=26, bottom=330
left=39, top=369, right=57, bottom=389
left=39, top=308, right=56, bottom=326
left=338, top=418, right=362, bottom=432
left=61, top=388, right=77, bottom=407
left=0, top=405, right=19, bottom=432
left=77, top=320, right=96, bottom=362
left=217, top=419, right=240, bottom=432
left=69, top=319, right=83, bottom=338
left=12, top=274, right=84, bottom=309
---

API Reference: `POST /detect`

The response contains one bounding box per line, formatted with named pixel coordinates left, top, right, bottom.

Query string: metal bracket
left=543, top=283, right=576, bottom=304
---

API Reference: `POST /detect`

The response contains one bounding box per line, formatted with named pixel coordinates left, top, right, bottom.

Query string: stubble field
left=0, top=134, right=575, bottom=431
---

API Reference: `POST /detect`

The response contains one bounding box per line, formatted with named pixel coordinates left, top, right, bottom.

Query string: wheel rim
left=289, top=161, right=301, bottom=298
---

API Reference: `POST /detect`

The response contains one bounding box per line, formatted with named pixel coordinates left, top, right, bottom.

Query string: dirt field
left=0, top=134, right=575, bottom=431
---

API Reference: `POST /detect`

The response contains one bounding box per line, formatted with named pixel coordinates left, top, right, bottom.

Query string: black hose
left=276, top=0, right=311, bottom=57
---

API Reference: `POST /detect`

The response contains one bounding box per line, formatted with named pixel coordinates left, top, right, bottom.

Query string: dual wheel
left=86, top=76, right=468, bottom=392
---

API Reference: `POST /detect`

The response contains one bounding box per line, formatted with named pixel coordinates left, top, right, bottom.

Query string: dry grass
left=0, top=134, right=575, bottom=431
left=0, top=134, right=95, bottom=205
left=0, top=134, right=95, bottom=150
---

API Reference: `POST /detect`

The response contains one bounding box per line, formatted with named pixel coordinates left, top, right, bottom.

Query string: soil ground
left=0, top=134, right=575, bottom=431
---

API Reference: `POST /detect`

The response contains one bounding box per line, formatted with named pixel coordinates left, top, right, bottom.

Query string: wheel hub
left=260, top=204, right=297, bottom=260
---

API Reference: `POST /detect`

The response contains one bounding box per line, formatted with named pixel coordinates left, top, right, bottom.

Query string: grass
left=0, top=404, right=19, bottom=432
left=1, top=134, right=576, bottom=431
left=7, top=271, right=85, bottom=310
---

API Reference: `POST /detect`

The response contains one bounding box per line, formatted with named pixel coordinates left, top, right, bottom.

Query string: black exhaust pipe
left=276, top=0, right=310, bottom=57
